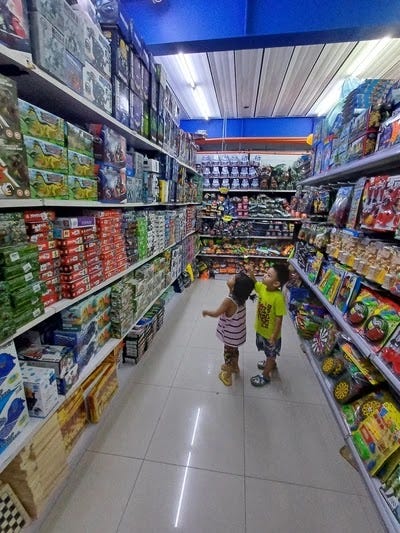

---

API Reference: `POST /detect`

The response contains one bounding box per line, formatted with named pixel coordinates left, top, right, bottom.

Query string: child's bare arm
left=202, top=298, right=233, bottom=318
left=270, top=316, right=283, bottom=344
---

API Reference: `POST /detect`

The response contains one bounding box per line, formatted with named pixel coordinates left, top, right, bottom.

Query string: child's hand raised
left=202, top=310, right=208, bottom=317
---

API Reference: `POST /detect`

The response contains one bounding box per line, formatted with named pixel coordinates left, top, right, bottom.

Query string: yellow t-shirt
left=254, top=281, right=286, bottom=340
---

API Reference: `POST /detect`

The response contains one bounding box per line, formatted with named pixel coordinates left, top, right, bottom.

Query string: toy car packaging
left=352, top=401, right=400, bottom=475
left=345, top=288, right=380, bottom=332
left=361, top=299, right=400, bottom=352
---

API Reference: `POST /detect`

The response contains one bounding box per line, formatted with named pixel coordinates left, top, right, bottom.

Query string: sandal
left=219, top=370, right=232, bottom=386
left=250, top=374, right=270, bottom=387
left=257, top=360, right=266, bottom=370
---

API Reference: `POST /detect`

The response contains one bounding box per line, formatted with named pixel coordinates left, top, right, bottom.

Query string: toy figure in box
left=360, top=176, right=387, bottom=228
left=0, top=147, right=30, bottom=199
left=0, top=0, right=30, bottom=52
left=97, top=162, right=126, bottom=203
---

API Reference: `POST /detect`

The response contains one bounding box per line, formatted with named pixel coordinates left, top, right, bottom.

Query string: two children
left=202, top=264, right=289, bottom=387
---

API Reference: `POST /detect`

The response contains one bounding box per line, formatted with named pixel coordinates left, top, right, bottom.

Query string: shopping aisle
left=39, top=280, right=385, bottom=533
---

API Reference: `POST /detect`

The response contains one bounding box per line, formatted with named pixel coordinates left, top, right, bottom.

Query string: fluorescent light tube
left=348, top=36, right=391, bottom=77
left=193, top=86, right=210, bottom=120
left=177, top=53, right=196, bottom=89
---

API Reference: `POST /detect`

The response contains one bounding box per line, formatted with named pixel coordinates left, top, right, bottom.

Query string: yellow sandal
left=218, top=370, right=232, bottom=386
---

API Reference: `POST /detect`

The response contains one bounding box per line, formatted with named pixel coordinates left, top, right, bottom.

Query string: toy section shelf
left=203, top=189, right=296, bottom=193
left=0, top=200, right=201, bottom=209
left=200, top=215, right=302, bottom=222
left=199, top=234, right=293, bottom=240
left=198, top=253, right=287, bottom=259
left=301, top=143, right=400, bottom=186
left=0, top=269, right=181, bottom=474
left=0, top=44, right=197, bottom=173
left=1, top=231, right=196, bottom=347
left=290, top=285, right=400, bottom=532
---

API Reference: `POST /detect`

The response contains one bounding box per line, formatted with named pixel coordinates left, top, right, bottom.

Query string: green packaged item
left=66, top=123, right=94, bottom=156
left=0, top=243, right=38, bottom=266
left=24, top=136, right=68, bottom=174
left=0, top=321, right=15, bottom=342
left=10, top=281, right=44, bottom=310
left=0, top=256, right=39, bottom=279
left=5, top=270, right=41, bottom=292
left=68, top=150, right=94, bottom=177
left=14, top=304, right=44, bottom=328
left=0, top=212, right=27, bottom=246
left=19, top=99, right=65, bottom=146
left=68, top=176, right=97, bottom=201
left=29, top=168, right=69, bottom=199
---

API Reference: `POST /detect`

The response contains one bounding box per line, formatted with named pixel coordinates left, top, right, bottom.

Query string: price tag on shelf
left=219, top=187, right=229, bottom=194
left=222, top=215, right=233, bottom=222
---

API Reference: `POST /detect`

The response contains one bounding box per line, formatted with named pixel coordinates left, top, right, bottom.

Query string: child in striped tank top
left=202, top=272, right=255, bottom=386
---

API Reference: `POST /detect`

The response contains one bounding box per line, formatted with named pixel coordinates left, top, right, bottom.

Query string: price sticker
left=222, top=215, right=233, bottom=222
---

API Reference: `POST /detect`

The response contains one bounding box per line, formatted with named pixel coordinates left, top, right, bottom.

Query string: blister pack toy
left=311, top=318, right=339, bottom=359
left=352, top=402, right=400, bottom=475
left=318, top=264, right=345, bottom=304
left=327, top=186, right=353, bottom=227
left=360, top=176, right=387, bottom=229
left=374, top=175, right=400, bottom=232
left=334, top=271, right=361, bottom=313
left=361, top=299, right=400, bottom=352
left=341, top=389, right=392, bottom=432
left=381, top=328, right=400, bottom=375
left=346, top=288, right=380, bottom=331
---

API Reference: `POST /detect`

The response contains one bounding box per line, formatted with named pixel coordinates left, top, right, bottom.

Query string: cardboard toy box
left=102, top=27, right=129, bottom=85
left=24, top=136, right=68, bottom=174
left=0, top=383, right=29, bottom=454
left=83, top=18, right=111, bottom=78
left=89, top=124, right=126, bottom=164
left=0, top=0, right=30, bottom=52
left=63, top=0, right=85, bottom=64
left=64, top=51, right=83, bottom=95
left=29, top=12, right=64, bottom=82
left=60, top=297, right=96, bottom=330
left=28, top=0, right=65, bottom=32
left=96, top=162, right=127, bottom=203
left=129, top=90, right=143, bottom=133
left=28, top=169, right=68, bottom=199
left=0, top=144, right=30, bottom=200
left=18, top=100, right=64, bottom=146
left=0, top=75, right=23, bottom=144
left=18, top=344, right=75, bottom=379
left=112, top=77, right=130, bottom=127
left=20, top=363, right=59, bottom=418
left=66, top=123, right=93, bottom=157
left=83, top=62, right=112, bottom=114
left=129, top=51, right=143, bottom=97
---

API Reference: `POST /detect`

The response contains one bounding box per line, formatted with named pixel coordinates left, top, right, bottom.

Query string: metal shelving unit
left=203, top=189, right=296, bottom=193
left=200, top=215, right=302, bottom=221
left=198, top=253, right=287, bottom=259
left=301, top=144, right=400, bottom=186
left=199, top=234, right=293, bottom=240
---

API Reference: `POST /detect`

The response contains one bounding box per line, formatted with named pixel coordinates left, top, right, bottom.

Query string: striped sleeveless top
left=216, top=296, right=247, bottom=347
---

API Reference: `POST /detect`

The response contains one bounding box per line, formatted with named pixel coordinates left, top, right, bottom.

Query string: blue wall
left=123, top=0, right=400, bottom=54
left=180, top=118, right=315, bottom=138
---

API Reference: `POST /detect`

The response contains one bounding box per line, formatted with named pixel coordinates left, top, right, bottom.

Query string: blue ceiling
left=123, top=0, right=400, bottom=55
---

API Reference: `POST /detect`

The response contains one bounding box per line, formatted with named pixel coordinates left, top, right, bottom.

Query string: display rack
left=200, top=215, right=302, bottom=221
left=0, top=44, right=197, bottom=173
left=199, top=235, right=293, bottom=240
left=198, top=253, right=287, bottom=259
left=203, top=189, right=296, bottom=193
left=301, top=144, right=400, bottom=185
left=0, top=270, right=182, bottom=474
left=1, top=230, right=196, bottom=346
left=0, top=200, right=201, bottom=209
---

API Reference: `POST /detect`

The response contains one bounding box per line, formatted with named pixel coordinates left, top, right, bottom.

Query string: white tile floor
left=39, top=280, right=386, bottom=533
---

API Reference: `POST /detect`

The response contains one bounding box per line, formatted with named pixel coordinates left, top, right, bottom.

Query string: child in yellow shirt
left=248, top=264, right=289, bottom=386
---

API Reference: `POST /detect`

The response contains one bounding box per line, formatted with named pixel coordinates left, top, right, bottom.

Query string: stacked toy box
left=0, top=341, right=29, bottom=455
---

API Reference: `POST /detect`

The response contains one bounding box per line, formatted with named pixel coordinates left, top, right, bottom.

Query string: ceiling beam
left=124, top=0, right=400, bottom=55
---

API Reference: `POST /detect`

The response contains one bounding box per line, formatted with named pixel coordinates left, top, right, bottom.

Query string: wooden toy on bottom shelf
left=0, top=482, right=30, bottom=532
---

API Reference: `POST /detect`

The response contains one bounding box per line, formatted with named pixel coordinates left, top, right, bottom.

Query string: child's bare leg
left=263, top=356, right=277, bottom=380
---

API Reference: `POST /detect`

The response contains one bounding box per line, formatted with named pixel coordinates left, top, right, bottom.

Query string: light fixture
left=193, top=86, right=210, bottom=120
left=313, top=79, right=344, bottom=116
left=348, top=36, right=392, bottom=77
left=177, top=52, right=196, bottom=89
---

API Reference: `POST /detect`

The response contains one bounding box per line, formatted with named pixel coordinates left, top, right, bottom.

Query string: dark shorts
left=256, top=333, right=282, bottom=358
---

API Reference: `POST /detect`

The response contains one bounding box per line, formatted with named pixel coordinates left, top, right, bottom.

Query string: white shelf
left=301, top=144, right=400, bottom=186
left=199, top=234, right=292, bottom=240
left=198, top=253, right=287, bottom=259
left=200, top=215, right=302, bottom=221
left=0, top=44, right=196, bottom=172
left=0, top=271, right=182, bottom=473
left=0, top=232, right=196, bottom=347
left=203, top=189, right=296, bottom=193
left=345, top=436, right=400, bottom=532
left=0, top=199, right=202, bottom=210
left=301, top=340, right=350, bottom=436
left=289, top=259, right=400, bottom=396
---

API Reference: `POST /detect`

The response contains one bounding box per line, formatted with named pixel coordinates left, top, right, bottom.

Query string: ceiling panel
left=289, top=42, right=357, bottom=116
left=234, top=49, right=264, bottom=118
left=256, top=47, right=294, bottom=117
left=272, top=44, right=324, bottom=116
left=156, top=38, right=400, bottom=121
left=207, top=50, right=236, bottom=117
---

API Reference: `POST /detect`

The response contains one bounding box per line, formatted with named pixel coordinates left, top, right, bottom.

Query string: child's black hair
left=271, top=263, right=290, bottom=288
left=231, top=272, right=255, bottom=306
